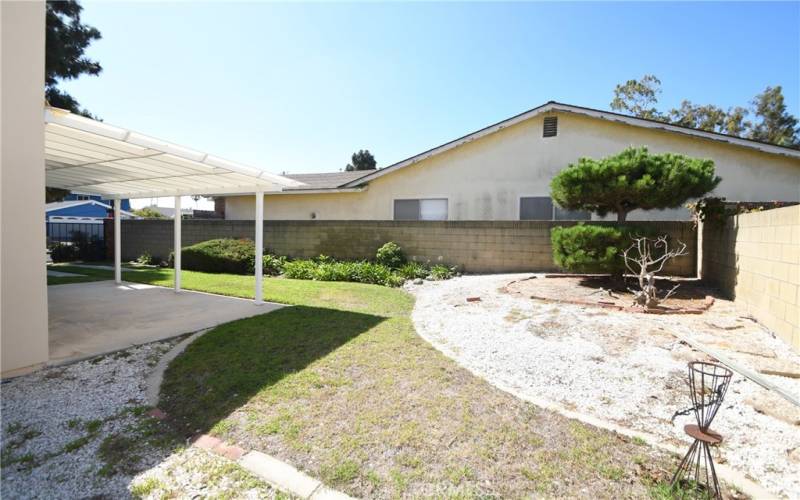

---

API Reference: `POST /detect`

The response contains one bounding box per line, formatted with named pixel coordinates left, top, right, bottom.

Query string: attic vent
left=543, top=116, right=558, bottom=137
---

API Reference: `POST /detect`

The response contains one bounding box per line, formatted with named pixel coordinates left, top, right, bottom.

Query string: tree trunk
left=617, top=211, right=628, bottom=223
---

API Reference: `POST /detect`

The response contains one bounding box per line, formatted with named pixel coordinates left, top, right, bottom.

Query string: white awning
left=44, top=107, right=303, bottom=198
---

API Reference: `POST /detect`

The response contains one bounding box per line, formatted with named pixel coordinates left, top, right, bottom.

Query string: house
left=45, top=196, right=137, bottom=244
left=222, top=102, right=800, bottom=221
left=46, top=195, right=134, bottom=223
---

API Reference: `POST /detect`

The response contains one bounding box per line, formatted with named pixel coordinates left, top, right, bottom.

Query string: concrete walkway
left=48, top=281, right=282, bottom=364
left=47, top=269, right=86, bottom=277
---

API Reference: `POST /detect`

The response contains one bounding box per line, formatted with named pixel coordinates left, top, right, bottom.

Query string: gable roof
left=283, top=171, right=372, bottom=190
left=340, top=101, right=800, bottom=188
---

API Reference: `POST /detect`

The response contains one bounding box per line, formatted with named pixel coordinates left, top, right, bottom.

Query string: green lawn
left=46, top=264, right=690, bottom=497
left=48, top=266, right=677, bottom=497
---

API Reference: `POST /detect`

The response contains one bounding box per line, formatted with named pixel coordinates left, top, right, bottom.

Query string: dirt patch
left=505, top=275, right=717, bottom=314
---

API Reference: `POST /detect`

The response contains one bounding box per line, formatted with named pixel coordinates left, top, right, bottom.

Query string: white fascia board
left=340, top=102, right=800, bottom=188
left=266, top=186, right=367, bottom=196
left=99, top=184, right=287, bottom=200
left=550, top=104, right=800, bottom=159
left=340, top=103, right=554, bottom=187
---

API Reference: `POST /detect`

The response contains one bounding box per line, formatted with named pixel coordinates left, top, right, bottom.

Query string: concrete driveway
left=48, top=281, right=282, bottom=364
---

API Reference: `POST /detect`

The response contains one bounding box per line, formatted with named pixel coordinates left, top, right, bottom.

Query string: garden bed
left=504, top=275, right=717, bottom=314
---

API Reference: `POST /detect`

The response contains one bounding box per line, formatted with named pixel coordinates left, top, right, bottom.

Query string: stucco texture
left=225, top=112, right=800, bottom=221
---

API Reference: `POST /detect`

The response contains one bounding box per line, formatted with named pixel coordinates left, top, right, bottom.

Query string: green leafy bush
left=49, top=242, right=79, bottom=262
left=397, top=262, right=429, bottom=280
left=283, top=259, right=317, bottom=280
left=429, top=264, right=457, bottom=281
left=375, top=241, right=407, bottom=269
left=176, top=238, right=255, bottom=274
left=262, top=254, right=286, bottom=276
left=550, top=224, right=631, bottom=274
left=283, top=258, right=404, bottom=286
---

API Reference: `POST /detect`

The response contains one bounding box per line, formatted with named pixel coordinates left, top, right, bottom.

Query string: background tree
left=610, top=75, right=799, bottom=147
left=610, top=74, right=663, bottom=120
left=46, top=0, right=102, bottom=116
left=45, top=0, right=102, bottom=202
left=132, top=207, right=167, bottom=219
left=550, top=147, right=720, bottom=222
left=345, top=150, right=377, bottom=171
left=749, top=86, right=799, bottom=146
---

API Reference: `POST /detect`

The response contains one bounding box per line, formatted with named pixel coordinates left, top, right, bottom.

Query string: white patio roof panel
left=44, top=107, right=303, bottom=198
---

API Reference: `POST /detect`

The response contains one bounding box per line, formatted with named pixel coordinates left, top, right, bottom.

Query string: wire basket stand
left=671, top=361, right=733, bottom=498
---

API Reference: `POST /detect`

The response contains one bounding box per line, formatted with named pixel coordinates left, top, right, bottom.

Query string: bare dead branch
left=621, top=235, right=688, bottom=309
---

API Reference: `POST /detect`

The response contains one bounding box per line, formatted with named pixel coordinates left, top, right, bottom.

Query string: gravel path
left=409, top=274, right=800, bottom=498
left=0, top=339, right=277, bottom=499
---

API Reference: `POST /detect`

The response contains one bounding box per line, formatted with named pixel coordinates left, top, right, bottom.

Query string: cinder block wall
left=702, top=205, right=800, bottom=349
left=116, top=220, right=697, bottom=276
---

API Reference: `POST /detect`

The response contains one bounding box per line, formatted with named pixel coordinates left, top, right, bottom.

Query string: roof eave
left=340, top=101, right=800, bottom=188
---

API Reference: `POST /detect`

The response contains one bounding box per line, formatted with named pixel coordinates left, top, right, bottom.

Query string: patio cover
left=44, top=106, right=300, bottom=303
left=44, top=106, right=302, bottom=198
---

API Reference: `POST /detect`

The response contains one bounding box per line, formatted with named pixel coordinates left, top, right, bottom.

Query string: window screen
left=419, top=199, right=447, bottom=220
left=554, top=205, right=591, bottom=221
left=394, top=199, right=448, bottom=221
left=543, top=116, right=558, bottom=137
left=520, top=197, right=554, bottom=220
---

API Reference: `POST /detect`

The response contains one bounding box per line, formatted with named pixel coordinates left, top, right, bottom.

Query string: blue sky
left=63, top=1, right=798, bottom=196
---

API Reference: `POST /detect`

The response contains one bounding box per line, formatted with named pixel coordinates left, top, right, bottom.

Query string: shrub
left=376, top=242, right=407, bottom=269
left=49, top=242, right=79, bottom=262
left=282, top=259, right=317, bottom=280
left=178, top=238, right=255, bottom=274
left=313, top=261, right=353, bottom=282
left=283, top=258, right=403, bottom=287
left=550, top=224, right=630, bottom=274
left=262, top=254, right=286, bottom=276
left=351, top=261, right=402, bottom=286
left=397, top=261, right=429, bottom=280
left=135, top=252, right=155, bottom=265
left=429, top=264, right=456, bottom=281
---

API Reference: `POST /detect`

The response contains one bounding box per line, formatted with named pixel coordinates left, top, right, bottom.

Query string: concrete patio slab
left=48, top=281, right=282, bottom=364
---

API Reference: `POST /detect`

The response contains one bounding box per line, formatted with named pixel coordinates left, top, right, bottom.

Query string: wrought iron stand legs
left=671, top=431, right=723, bottom=498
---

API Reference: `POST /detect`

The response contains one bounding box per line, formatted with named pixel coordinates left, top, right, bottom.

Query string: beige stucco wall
left=702, top=205, right=800, bottom=350
left=226, top=112, right=800, bottom=221
left=1, top=1, right=49, bottom=376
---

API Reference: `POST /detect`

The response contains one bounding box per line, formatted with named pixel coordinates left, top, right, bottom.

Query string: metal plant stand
left=671, top=361, right=733, bottom=498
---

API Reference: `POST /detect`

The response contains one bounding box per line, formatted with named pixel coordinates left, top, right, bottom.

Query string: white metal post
left=174, top=196, right=182, bottom=292
left=254, top=191, right=264, bottom=304
left=114, top=198, right=121, bottom=284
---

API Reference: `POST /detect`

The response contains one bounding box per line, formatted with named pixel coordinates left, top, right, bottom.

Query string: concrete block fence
left=702, top=205, right=800, bottom=349
left=109, top=219, right=697, bottom=276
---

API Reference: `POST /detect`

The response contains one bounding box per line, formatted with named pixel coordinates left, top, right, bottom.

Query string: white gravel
left=0, top=339, right=274, bottom=499
left=1, top=343, right=171, bottom=499
left=409, top=274, right=800, bottom=499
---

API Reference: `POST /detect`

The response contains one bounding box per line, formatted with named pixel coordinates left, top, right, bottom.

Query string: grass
left=44, top=265, right=690, bottom=496
left=130, top=269, right=683, bottom=498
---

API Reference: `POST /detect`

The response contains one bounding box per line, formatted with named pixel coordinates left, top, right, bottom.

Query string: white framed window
left=519, top=196, right=590, bottom=221
left=394, top=198, right=448, bottom=221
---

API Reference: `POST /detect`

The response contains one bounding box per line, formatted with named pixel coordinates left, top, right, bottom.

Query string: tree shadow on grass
left=157, top=305, right=386, bottom=436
